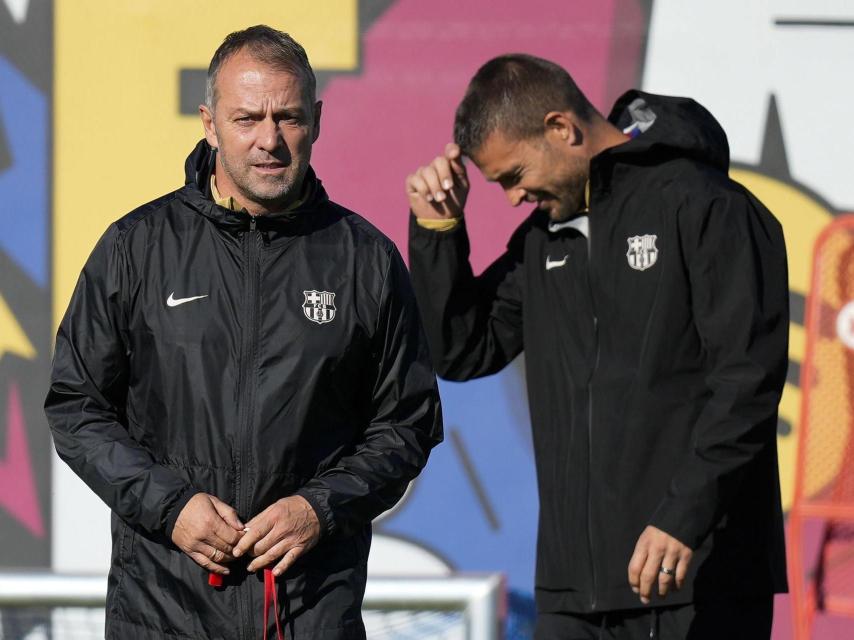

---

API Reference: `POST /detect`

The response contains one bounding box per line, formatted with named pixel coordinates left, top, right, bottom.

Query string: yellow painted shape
left=730, top=169, right=836, bottom=511
left=0, top=293, right=36, bottom=361
left=53, top=0, right=358, bottom=328
left=730, top=169, right=833, bottom=294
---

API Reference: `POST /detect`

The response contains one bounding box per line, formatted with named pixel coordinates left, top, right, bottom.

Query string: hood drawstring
left=263, top=568, right=284, bottom=640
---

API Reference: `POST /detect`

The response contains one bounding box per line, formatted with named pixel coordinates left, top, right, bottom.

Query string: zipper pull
left=249, top=216, right=257, bottom=232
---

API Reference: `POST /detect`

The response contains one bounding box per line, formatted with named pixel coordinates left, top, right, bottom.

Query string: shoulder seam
left=113, top=190, right=182, bottom=238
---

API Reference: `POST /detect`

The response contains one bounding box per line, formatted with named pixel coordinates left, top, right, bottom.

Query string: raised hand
left=406, top=142, right=469, bottom=220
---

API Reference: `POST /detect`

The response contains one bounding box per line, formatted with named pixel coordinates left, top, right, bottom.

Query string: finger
left=233, top=519, right=272, bottom=558
left=445, top=142, right=461, bottom=162
left=247, top=539, right=290, bottom=573
left=639, top=547, right=665, bottom=604
left=202, top=543, right=236, bottom=565
left=675, top=548, right=692, bottom=590
left=209, top=496, right=244, bottom=531
left=249, top=529, right=288, bottom=558
left=272, top=546, right=305, bottom=577
left=445, top=143, right=468, bottom=181
left=406, top=172, right=434, bottom=202
left=189, top=550, right=230, bottom=575
left=658, top=547, right=680, bottom=597
left=202, top=530, right=240, bottom=558
left=209, top=516, right=242, bottom=548
left=431, top=155, right=456, bottom=191
left=417, top=166, right=446, bottom=202
left=627, top=544, right=647, bottom=593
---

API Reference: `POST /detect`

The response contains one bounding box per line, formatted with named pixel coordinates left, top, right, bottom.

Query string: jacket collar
left=179, top=139, right=332, bottom=235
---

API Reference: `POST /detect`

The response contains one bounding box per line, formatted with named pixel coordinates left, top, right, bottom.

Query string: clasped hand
left=172, top=493, right=320, bottom=577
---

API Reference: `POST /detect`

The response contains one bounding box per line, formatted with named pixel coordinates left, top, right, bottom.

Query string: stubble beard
left=549, top=171, right=589, bottom=222
left=218, top=147, right=309, bottom=212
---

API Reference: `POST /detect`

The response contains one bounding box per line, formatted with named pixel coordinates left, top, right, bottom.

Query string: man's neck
left=587, top=117, right=631, bottom=159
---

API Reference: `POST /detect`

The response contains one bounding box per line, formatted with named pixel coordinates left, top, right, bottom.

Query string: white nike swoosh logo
left=545, top=255, right=569, bottom=270
left=166, top=292, right=209, bottom=307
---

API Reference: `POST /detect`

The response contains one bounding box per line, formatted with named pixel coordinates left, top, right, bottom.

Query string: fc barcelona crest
left=626, top=235, right=659, bottom=271
left=303, top=290, right=336, bottom=324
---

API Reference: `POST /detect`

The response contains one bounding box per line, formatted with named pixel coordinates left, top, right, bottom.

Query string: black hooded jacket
left=409, top=91, right=788, bottom=612
left=45, top=140, right=443, bottom=639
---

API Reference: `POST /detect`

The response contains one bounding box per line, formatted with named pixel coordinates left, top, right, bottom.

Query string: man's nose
left=506, top=187, right=527, bottom=207
left=257, top=116, right=283, bottom=152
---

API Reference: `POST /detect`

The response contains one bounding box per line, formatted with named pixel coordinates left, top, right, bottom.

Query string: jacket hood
left=604, top=90, right=730, bottom=173
left=179, top=138, right=330, bottom=231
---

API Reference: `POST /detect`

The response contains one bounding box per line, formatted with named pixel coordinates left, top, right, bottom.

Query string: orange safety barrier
left=789, top=214, right=854, bottom=639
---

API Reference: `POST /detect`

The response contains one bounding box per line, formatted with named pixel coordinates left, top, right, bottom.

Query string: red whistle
left=208, top=572, right=224, bottom=587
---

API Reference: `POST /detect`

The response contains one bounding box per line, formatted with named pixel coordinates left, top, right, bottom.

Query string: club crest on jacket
left=303, top=290, right=336, bottom=324
left=626, top=235, right=659, bottom=271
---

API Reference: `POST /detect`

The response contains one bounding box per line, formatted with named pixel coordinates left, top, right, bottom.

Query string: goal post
left=0, top=571, right=505, bottom=640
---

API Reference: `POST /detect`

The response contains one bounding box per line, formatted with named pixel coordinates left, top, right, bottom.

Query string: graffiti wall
left=1, top=0, right=853, bottom=637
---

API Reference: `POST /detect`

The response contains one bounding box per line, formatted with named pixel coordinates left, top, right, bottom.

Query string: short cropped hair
left=206, top=25, right=316, bottom=109
left=454, top=54, right=596, bottom=157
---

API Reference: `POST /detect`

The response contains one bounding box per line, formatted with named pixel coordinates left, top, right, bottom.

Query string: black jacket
left=409, top=91, right=788, bottom=613
left=46, top=140, right=443, bottom=639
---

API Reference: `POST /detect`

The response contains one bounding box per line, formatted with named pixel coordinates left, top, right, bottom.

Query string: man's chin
left=243, top=181, right=299, bottom=209
left=544, top=205, right=574, bottom=223
left=540, top=197, right=585, bottom=222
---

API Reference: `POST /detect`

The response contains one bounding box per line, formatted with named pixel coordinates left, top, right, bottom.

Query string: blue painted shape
left=0, top=55, right=48, bottom=286
left=379, top=364, right=540, bottom=594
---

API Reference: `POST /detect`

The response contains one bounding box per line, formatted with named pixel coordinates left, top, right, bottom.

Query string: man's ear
left=199, top=104, right=218, bottom=149
left=544, top=111, right=581, bottom=146
left=312, top=100, right=323, bottom=143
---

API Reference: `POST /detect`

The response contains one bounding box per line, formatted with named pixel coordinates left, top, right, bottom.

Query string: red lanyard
left=209, top=569, right=284, bottom=639
left=263, top=568, right=284, bottom=640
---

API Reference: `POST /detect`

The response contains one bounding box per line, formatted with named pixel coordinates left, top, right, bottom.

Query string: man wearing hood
left=406, top=54, right=788, bottom=638
left=46, top=25, right=443, bottom=639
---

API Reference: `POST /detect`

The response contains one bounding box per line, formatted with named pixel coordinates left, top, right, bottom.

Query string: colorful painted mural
left=2, top=1, right=853, bottom=637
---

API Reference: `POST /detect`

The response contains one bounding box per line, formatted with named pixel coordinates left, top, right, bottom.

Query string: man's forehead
left=216, top=50, right=308, bottom=106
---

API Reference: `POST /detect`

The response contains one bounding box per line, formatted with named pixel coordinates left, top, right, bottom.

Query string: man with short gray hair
left=46, top=25, right=442, bottom=639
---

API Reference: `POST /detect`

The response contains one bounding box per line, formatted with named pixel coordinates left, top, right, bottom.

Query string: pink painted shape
left=0, top=382, right=45, bottom=538
left=313, top=0, right=617, bottom=273
left=774, top=519, right=854, bottom=639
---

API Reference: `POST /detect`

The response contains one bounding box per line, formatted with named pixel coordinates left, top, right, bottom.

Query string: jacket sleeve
left=648, top=189, right=789, bottom=549
left=295, top=247, right=443, bottom=538
left=407, top=213, right=525, bottom=380
left=45, top=226, right=198, bottom=539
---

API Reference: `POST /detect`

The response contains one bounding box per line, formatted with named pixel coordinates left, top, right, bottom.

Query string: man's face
left=472, top=129, right=588, bottom=222
left=200, top=49, right=321, bottom=214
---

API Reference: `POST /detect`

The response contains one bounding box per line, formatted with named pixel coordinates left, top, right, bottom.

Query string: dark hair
left=206, top=25, right=316, bottom=109
left=453, top=54, right=596, bottom=157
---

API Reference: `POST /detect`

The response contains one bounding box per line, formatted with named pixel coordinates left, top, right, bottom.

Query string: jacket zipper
left=586, top=212, right=600, bottom=612
left=236, top=215, right=261, bottom=638
left=587, top=317, right=600, bottom=611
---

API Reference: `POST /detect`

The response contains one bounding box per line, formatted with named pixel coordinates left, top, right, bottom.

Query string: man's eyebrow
left=276, top=106, right=307, bottom=117
left=229, top=104, right=307, bottom=117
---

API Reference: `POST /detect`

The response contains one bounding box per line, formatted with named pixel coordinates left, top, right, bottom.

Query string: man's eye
left=499, top=173, right=520, bottom=189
